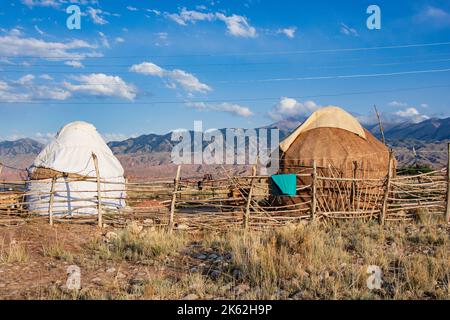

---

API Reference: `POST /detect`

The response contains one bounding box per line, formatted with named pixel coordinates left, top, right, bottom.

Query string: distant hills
left=1, top=117, right=449, bottom=180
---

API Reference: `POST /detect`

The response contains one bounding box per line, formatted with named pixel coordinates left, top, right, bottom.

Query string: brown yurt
left=275, top=106, right=395, bottom=213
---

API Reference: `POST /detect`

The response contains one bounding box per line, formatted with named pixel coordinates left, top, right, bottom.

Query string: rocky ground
left=0, top=218, right=449, bottom=300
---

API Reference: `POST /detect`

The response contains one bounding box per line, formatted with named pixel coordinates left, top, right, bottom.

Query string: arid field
left=1, top=216, right=448, bottom=300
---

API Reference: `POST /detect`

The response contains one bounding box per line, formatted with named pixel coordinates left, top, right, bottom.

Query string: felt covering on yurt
left=27, top=121, right=126, bottom=215
left=279, top=106, right=393, bottom=179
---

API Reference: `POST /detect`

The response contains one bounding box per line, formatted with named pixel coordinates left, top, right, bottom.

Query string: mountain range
left=1, top=117, right=449, bottom=180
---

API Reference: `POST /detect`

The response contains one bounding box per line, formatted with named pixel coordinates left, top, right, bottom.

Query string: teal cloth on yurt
left=271, top=174, right=297, bottom=196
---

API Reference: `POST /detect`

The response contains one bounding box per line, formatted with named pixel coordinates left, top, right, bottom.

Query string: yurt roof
left=279, top=106, right=367, bottom=152
left=29, top=121, right=124, bottom=179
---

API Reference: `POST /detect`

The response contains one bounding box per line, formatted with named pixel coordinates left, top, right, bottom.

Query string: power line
left=3, top=67, right=449, bottom=86
left=217, top=68, right=450, bottom=83
left=1, top=83, right=449, bottom=105
left=2, top=41, right=450, bottom=59
left=3, top=53, right=450, bottom=68
left=3, top=58, right=450, bottom=75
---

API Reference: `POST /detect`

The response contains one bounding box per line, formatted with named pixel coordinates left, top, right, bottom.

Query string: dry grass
left=0, top=238, right=29, bottom=263
left=90, top=225, right=188, bottom=262
left=1, top=220, right=449, bottom=300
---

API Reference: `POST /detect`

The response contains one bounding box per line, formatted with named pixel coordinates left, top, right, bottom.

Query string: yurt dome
left=27, top=121, right=126, bottom=215
left=279, top=106, right=393, bottom=178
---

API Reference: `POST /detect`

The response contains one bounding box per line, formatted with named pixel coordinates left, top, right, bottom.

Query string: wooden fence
left=1, top=162, right=449, bottom=230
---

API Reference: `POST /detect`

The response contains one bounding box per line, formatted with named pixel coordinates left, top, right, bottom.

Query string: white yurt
left=26, top=121, right=126, bottom=215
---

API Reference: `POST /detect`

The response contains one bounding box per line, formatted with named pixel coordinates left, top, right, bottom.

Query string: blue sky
left=0, top=0, right=450, bottom=142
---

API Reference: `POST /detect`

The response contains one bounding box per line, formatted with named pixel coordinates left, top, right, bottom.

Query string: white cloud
left=65, top=60, right=84, bottom=68
left=87, top=7, right=109, bottom=25
left=0, top=33, right=98, bottom=61
left=147, top=9, right=161, bottom=16
left=102, top=133, right=137, bottom=142
left=39, top=74, right=53, bottom=80
left=34, top=25, right=44, bottom=35
left=277, top=27, right=297, bottom=38
left=216, top=13, right=257, bottom=38
left=268, top=98, right=320, bottom=120
left=16, top=74, right=35, bottom=85
left=394, top=107, right=430, bottom=123
left=416, top=6, right=450, bottom=27
left=115, top=37, right=125, bottom=43
left=388, top=101, right=408, bottom=107
left=126, top=6, right=138, bottom=11
left=34, top=86, right=71, bottom=100
left=98, top=31, right=110, bottom=48
left=64, top=73, right=137, bottom=100
left=165, top=8, right=257, bottom=38
left=33, top=132, right=56, bottom=144
left=0, top=77, right=70, bottom=102
left=0, top=80, right=30, bottom=102
left=130, top=62, right=211, bottom=93
left=340, top=23, right=358, bottom=36
left=21, top=0, right=59, bottom=8
left=186, top=102, right=253, bottom=117
left=420, top=103, right=429, bottom=108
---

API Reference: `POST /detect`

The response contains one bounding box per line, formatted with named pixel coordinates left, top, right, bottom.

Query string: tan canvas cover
left=280, top=106, right=367, bottom=152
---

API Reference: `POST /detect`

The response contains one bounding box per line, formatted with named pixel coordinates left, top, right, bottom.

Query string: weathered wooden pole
left=311, top=161, right=317, bottom=221
left=92, top=153, right=102, bottom=228
left=380, top=150, right=394, bottom=225
left=48, top=176, right=56, bottom=226
left=244, top=165, right=257, bottom=230
left=374, top=105, right=386, bottom=145
left=446, top=143, right=450, bottom=223
left=169, top=165, right=182, bottom=233
left=0, top=163, right=3, bottom=178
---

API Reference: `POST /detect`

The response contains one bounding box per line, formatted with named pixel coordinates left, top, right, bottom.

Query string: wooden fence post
left=169, top=165, right=182, bottom=233
left=244, top=165, right=257, bottom=230
left=380, top=150, right=394, bottom=225
left=446, top=143, right=450, bottom=223
left=92, top=153, right=102, bottom=228
left=48, top=176, right=56, bottom=226
left=0, top=163, right=3, bottom=178
left=311, top=161, right=317, bottom=221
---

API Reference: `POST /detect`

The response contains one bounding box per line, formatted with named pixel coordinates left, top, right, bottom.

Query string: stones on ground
left=106, top=267, right=116, bottom=273
left=183, top=293, right=199, bottom=300
left=129, top=278, right=146, bottom=286
left=196, top=254, right=207, bottom=260
left=232, top=268, right=242, bottom=280
left=289, top=290, right=303, bottom=299
left=209, top=270, right=221, bottom=280
left=190, top=267, right=198, bottom=273
left=208, top=253, right=218, bottom=260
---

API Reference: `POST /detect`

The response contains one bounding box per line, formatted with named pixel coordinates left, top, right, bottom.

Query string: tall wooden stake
left=244, top=165, right=257, bottom=230
left=48, top=176, right=56, bottom=226
left=92, top=153, right=102, bottom=228
left=169, top=165, right=181, bottom=233
left=311, top=161, right=317, bottom=221
left=446, top=143, right=450, bottom=223
left=0, top=163, right=3, bottom=178
left=380, top=150, right=394, bottom=225
left=374, top=105, right=386, bottom=145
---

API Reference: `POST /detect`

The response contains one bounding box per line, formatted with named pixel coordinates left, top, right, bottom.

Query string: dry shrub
left=94, top=226, right=188, bottom=262
left=0, top=238, right=28, bottom=263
